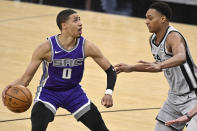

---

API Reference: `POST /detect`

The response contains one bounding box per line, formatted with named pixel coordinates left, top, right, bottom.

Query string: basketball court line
left=0, top=14, right=55, bottom=23
left=0, top=107, right=160, bottom=123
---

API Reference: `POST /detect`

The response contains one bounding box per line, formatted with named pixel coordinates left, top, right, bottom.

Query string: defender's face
left=145, top=9, right=164, bottom=33
left=63, top=13, right=82, bottom=37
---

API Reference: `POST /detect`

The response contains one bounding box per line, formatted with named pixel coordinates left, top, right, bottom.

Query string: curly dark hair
left=149, top=2, right=172, bottom=20
left=56, top=9, right=77, bottom=30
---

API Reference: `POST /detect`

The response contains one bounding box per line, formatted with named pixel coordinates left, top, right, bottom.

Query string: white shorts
left=156, top=91, right=197, bottom=130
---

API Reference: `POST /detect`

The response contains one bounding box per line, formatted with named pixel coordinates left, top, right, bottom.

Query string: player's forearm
left=130, top=64, right=160, bottom=72
left=12, top=60, right=41, bottom=87
left=10, top=73, right=33, bottom=87
left=105, top=65, right=117, bottom=95
left=159, top=53, right=186, bottom=69
left=187, top=105, right=197, bottom=119
left=10, top=77, right=30, bottom=87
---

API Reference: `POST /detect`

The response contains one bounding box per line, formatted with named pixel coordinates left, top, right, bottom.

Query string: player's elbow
left=179, top=53, right=186, bottom=65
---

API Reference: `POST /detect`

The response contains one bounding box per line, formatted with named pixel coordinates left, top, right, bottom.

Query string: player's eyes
left=146, top=16, right=153, bottom=21
left=73, top=18, right=80, bottom=22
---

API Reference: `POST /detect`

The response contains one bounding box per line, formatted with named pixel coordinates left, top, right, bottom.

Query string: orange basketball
left=4, top=85, right=32, bottom=113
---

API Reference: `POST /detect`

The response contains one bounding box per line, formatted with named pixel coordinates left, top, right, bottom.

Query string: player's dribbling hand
left=1, top=85, right=12, bottom=106
left=114, top=63, right=131, bottom=74
left=101, top=94, right=113, bottom=108
left=165, top=115, right=190, bottom=126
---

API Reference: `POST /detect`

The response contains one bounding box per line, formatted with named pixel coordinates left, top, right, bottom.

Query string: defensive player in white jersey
left=115, top=2, right=197, bottom=131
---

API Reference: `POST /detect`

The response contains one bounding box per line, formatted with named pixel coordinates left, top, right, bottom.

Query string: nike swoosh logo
left=55, top=50, right=62, bottom=54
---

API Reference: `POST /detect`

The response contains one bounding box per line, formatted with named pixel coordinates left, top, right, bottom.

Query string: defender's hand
left=114, top=63, right=131, bottom=74
left=138, top=60, right=162, bottom=72
left=2, top=85, right=12, bottom=106
left=165, top=115, right=189, bottom=126
left=101, top=94, right=113, bottom=108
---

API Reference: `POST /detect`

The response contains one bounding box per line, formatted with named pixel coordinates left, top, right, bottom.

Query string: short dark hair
left=149, top=2, right=172, bottom=20
left=56, top=9, right=77, bottom=30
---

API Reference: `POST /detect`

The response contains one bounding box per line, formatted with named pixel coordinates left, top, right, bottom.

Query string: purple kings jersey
left=39, top=35, right=85, bottom=90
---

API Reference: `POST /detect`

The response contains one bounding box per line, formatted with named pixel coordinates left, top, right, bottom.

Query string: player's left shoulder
left=84, top=39, right=98, bottom=51
left=84, top=39, right=101, bottom=58
left=84, top=39, right=95, bottom=46
left=166, top=31, right=184, bottom=44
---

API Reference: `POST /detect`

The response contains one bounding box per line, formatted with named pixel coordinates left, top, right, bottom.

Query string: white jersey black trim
left=180, top=65, right=195, bottom=91
left=172, top=31, right=197, bottom=94
left=163, top=39, right=173, bottom=56
left=151, top=26, right=197, bottom=95
left=151, top=26, right=170, bottom=47
left=149, top=34, right=154, bottom=49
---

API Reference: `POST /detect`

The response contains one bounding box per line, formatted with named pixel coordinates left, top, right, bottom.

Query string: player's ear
left=161, top=16, right=167, bottom=23
left=61, top=22, right=66, bottom=30
left=61, top=21, right=69, bottom=30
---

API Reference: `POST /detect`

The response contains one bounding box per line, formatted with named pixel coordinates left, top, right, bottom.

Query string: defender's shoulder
left=167, top=31, right=184, bottom=43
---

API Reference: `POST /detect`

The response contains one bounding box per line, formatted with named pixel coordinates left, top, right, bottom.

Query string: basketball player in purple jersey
left=2, top=9, right=116, bottom=131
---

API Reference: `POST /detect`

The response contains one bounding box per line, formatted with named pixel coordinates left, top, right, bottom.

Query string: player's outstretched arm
left=165, top=105, right=197, bottom=126
left=114, top=61, right=162, bottom=74
left=9, top=41, right=51, bottom=87
left=2, top=41, right=51, bottom=105
left=84, top=40, right=117, bottom=108
left=115, top=32, right=186, bottom=74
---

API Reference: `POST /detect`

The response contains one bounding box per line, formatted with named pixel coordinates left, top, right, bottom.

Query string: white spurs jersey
left=150, top=26, right=197, bottom=96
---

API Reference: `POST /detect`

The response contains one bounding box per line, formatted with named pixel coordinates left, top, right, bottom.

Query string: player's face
left=63, top=13, right=82, bottom=37
left=145, top=9, right=165, bottom=33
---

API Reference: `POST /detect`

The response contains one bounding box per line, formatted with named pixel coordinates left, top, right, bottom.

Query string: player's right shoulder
left=32, top=40, right=51, bottom=61
left=35, top=40, right=51, bottom=53
left=39, top=40, right=51, bottom=50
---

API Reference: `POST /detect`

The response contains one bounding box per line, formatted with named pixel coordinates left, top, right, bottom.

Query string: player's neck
left=155, top=24, right=169, bottom=44
left=58, top=33, right=77, bottom=50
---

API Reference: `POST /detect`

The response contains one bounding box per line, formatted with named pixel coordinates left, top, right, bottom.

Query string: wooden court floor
left=0, top=0, right=197, bottom=131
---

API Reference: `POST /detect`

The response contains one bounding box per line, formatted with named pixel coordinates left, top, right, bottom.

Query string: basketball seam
left=6, top=93, right=31, bottom=110
left=15, top=87, right=32, bottom=104
left=5, top=93, right=29, bottom=104
left=7, top=105, right=30, bottom=109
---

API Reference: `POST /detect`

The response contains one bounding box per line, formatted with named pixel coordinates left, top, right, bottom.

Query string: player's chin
left=148, top=28, right=154, bottom=33
left=74, top=34, right=81, bottom=38
left=76, top=32, right=82, bottom=37
left=147, top=27, right=154, bottom=33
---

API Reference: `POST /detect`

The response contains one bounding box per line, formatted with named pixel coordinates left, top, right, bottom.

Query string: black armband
left=185, top=113, right=192, bottom=121
left=105, top=65, right=117, bottom=91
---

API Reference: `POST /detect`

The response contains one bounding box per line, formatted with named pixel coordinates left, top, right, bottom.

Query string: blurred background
left=10, top=0, right=197, bottom=25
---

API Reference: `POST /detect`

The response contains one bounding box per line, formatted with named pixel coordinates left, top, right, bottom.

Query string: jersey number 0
left=62, top=68, right=72, bottom=79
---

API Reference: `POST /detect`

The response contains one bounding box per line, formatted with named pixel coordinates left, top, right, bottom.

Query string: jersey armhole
left=149, top=34, right=154, bottom=50
left=47, top=37, right=54, bottom=63
left=82, top=38, right=86, bottom=59
left=164, top=31, right=187, bottom=56
left=164, top=41, right=173, bottom=56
